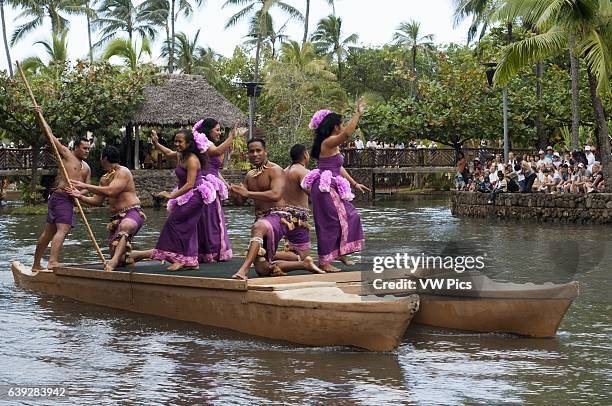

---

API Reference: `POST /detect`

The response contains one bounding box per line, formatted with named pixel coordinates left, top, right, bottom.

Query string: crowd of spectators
left=455, top=145, right=606, bottom=203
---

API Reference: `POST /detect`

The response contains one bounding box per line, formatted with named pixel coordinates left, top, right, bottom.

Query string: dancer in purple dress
left=131, top=129, right=213, bottom=271
left=192, top=118, right=240, bottom=263
left=302, top=99, right=370, bottom=272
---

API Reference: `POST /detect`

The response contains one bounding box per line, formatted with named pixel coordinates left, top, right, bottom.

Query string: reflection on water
left=0, top=199, right=610, bottom=404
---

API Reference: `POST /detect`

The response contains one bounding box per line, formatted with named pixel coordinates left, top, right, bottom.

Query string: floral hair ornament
left=192, top=119, right=210, bottom=153
left=309, top=109, right=333, bottom=130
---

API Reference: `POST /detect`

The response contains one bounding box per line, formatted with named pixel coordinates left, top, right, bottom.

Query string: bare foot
left=338, top=256, right=355, bottom=266
left=47, top=262, right=62, bottom=270
left=321, top=264, right=341, bottom=273
left=166, top=262, right=197, bottom=271
left=104, top=258, right=119, bottom=272
left=232, top=270, right=249, bottom=280
left=129, top=250, right=150, bottom=262
left=31, top=264, right=45, bottom=272
left=304, top=256, right=325, bottom=274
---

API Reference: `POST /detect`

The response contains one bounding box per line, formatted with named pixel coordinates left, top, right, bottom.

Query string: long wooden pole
left=16, top=62, right=107, bottom=265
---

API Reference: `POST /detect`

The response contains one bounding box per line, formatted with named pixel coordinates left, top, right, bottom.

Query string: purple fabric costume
left=107, top=206, right=146, bottom=248
left=256, top=207, right=293, bottom=264
left=301, top=154, right=364, bottom=265
left=197, top=154, right=233, bottom=263
left=285, top=205, right=312, bottom=253
left=47, top=190, right=75, bottom=227
left=151, top=167, right=206, bottom=267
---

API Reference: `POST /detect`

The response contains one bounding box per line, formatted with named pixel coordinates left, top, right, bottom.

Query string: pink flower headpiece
left=309, top=109, right=333, bottom=130
left=193, top=119, right=210, bottom=153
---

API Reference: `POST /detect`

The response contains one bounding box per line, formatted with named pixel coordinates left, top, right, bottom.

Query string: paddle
left=15, top=61, right=107, bottom=266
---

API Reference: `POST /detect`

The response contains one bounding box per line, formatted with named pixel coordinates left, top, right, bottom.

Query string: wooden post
left=16, top=62, right=106, bottom=265
left=371, top=170, right=376, bottom=203
left=134, top=125, right=140, bottom=169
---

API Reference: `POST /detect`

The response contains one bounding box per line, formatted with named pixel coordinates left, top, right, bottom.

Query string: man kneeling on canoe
left=229, top=138, right=324, bottom=280
left=68, top=146, right=145, bottom=272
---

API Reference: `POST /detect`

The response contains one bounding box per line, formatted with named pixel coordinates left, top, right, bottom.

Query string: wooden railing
left=0, top=148, right=57, bottom=171
left=341, top=148, right=537, bottom=168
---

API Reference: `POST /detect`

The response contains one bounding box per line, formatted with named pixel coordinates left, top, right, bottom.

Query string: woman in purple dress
left=132, top=129, right=213, bottom=270
left=301, top=99, right=370, bottom=272
left=192, top=118, right=239, bottom=263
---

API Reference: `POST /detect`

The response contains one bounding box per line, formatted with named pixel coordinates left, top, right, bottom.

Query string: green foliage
left=19, top=182, right=45, bottom=205
left=0, top=61, right=158, bottom=149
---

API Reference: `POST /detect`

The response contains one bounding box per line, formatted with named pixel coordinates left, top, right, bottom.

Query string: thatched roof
left=130, top=74, right=247, bottom=127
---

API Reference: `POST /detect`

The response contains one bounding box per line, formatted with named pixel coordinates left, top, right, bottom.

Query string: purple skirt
left=47, top=191, right=75, bottom=227
left=286, top=206, right=312, bottom=253
left=107, top=206, right=146, bottom=247
left=256, top=210, right=291, bottom=263
left=311, top=179, right=364, bottom=265
left=152, top=193, right=204, bottom=267
left=198, top=196, right=233, bottom=263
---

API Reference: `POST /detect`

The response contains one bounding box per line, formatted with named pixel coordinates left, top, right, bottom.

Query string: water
left=0, top=199, right=610, bottom=404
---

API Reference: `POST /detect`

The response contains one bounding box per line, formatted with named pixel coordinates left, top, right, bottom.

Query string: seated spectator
left=586, top=163, right=604, bottom=193
left=478, top=170, right=493, bottom=192
left=540, top=168, right=556, bottom=193
left=585, top=146, right=596, bottom=171
left=570, top=163, right=589, bottom=194
left=520, top=161, right=536, bottom=193
left=488, top=163, right=499, bottom=187
left=545, top=146, right=555, bottom=160
left=552, top=152, right=562, bottom=169
left=536, top=150, right=550, bottom=167
left=554, top=164, right=570, bottom=193
left=507, top=170, right=520, bottom=192
left=488, top=170, right=508, bottom=204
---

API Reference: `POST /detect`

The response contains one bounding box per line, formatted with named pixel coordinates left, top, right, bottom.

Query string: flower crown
left=309, top=109, right=333, bottom=130
left=192, top=119, right=211, bottom=153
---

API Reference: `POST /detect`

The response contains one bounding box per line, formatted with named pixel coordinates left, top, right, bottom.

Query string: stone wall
left=133, top=169, right=374, bottom=206
left=451, top=191, right=612, bottom=224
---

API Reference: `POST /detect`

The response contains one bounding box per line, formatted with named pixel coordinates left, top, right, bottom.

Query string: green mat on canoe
left=73, top=258, right=373, bottom=279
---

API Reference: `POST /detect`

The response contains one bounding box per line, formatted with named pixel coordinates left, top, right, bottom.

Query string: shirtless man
left=229, top=138, right=323, bottom=280
left=274, top=144, right=314, bottom=262
left=32, top=123, right=91, bottom=270
left=68, top=146, right=146, bottom=272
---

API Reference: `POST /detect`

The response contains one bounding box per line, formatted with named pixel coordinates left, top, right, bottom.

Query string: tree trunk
left=86, top=2, right=93, bottom=64
left=0, top=0, right=13, bottom=76
left=337, top=48, right=343, bottom=81
left=169, top=0, right=176, bottom=73
left=254, top=31, right=263, bottom=81
left=302, top=0, right=310, bottom=46
left=165, top=22, right=170, bottom=72
left=125, top=124, right=133, bottom=169
left=29, top=145, right=40, bottom=202
left=412, top=45, right=418, bottom=99
left=587, top=68, right=611, bottom=192
left=535, top=60, right=545, bottom=149
left=568, top=33, right=580, bottom=149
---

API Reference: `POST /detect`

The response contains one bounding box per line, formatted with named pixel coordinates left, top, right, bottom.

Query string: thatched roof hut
left=130, top=74, right=247, bottom=127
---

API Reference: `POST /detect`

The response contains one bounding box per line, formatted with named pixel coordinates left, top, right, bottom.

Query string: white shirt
left=366, top=140, right=376, bottom=149
left=354, top=139, right=364, bottom=149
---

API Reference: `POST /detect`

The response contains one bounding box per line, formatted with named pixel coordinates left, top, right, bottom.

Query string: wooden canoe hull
left=413, top=295, right=575, bottom=337
left=11, top=262, right=419, bottom=352
left=337, top=275, right=579, bottom=338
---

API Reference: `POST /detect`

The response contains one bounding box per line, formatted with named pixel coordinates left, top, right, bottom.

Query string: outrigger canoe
left=10, top=260, right=419, bottom=352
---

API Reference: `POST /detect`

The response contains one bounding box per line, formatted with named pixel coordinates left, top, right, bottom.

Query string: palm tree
left=223, top=0, right=303, bottom=81
left=160, top=29, right=203, bottom=73
left=140, top=0, right=203, bottom=73
left=494, top=0, right=610, bottom=148
left=244, top=14, right=290, bottom=58
left=0, top=0, right=13, bottom=75
left=102, top=36, right=151, bottom=70
left=392, top=20, right=435, bottom=99
left=82, top=0, right=97, bottom=63
left=93, top=0, right=157, bottom=48
left=21, top=28, right=68, bottom=78
left=10, top=0, right=81, bottom=45
left=302, top=0, right=334, bottom=46
left=310, top=14, right=358, bottom=81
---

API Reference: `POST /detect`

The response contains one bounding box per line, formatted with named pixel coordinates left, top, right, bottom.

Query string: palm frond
left=578, top=29, right=610, bottom=95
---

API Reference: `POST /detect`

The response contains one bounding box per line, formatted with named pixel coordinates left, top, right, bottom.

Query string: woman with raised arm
left=301, top=99, right=370, bottom=272
left=132, top=129, right=214, bottom=270
left=192, top=118, right=240, bottom=263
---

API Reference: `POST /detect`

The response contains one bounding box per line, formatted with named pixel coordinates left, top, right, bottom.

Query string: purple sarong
left=151, top=167, right=205, bottom=267
left=198, top=155, right=233, bottom=263
left=107, top=206, right=146, bottom=248
left=255, top=208, right=291, bottom=263
left=302, top=154, right=364, bottom=265
left=285, top=205, right=312, bottom=253
left=47, top=190, right=75, bottom=227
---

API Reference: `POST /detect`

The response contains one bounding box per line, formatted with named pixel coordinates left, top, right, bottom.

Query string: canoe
left=10, top=260, right=419, bottom=352
left=338, top=270, right=579, bottom=338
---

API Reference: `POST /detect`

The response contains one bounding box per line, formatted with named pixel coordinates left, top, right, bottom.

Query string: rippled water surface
left=0, top=198, right=610, bottom=404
